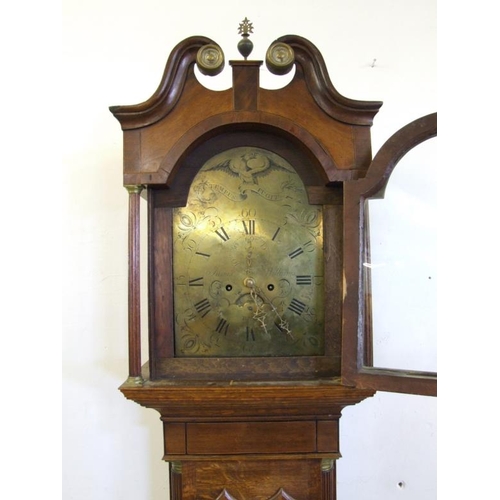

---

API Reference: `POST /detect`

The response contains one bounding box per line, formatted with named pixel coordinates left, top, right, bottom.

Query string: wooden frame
left=147, top=129, right=344, bottom=381
left=342, top=112, right=437, bottom=396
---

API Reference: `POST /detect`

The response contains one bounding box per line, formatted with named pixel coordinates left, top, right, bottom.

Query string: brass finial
left=237, top=17, right=254, bottom=59
left=238, top=17, right=253, bottom=36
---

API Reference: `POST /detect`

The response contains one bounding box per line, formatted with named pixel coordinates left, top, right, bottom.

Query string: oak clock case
left=173, top=146, right=325, bottom=358
left=110, top=26, right=436, bottom=500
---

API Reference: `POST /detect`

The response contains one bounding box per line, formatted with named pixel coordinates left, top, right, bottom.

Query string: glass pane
left=365, top=138, right=436, bottom=372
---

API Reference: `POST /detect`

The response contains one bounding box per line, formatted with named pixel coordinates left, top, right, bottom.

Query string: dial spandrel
left=173, top=147, right=324, bottom=357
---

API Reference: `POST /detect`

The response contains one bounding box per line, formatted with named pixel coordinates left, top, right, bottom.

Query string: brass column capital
left=124, top=184, right=145, bottom=195
left=321, top=458, right=335, bottom=472
left=171, top=462, right=182, bottom=474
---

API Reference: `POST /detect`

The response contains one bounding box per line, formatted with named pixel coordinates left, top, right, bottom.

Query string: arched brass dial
left=173, top=147, right=324, bottom=357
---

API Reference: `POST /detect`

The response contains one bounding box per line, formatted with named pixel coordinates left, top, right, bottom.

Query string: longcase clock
left=110, top=20, right=436, bottom=500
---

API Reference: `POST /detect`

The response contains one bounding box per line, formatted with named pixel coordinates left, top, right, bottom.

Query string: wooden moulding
left=110, top=35, right=383, bottom=186
left=120, top=375, right=375, bottom=420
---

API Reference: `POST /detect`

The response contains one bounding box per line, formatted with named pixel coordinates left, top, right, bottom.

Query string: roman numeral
left=296, top=275, right=312, bottom=285
left=289, top=241, right=313, bottom=259
left=215, top=227, right=230, bottom=242
left=195, top=251, right=211, bottom=258
left=215, top=318, right=229, bottom=335
left=288, top=298, right=306, bottom=316
left=288, top=247, right=304, bottom=259
left=246, top=327, right=255, bottom=341
left=242, top=220, right=256, bottom=235
left=188, top=277, right=204, bottom=287
left=194, top=298, right=211, bottom=317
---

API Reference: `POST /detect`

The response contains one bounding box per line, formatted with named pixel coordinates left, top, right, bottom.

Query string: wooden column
left=170, top=462, right=183, bottom=500
left=321, top=459, right=337, bottom=500
left=125, top=185, right=144, bottom=382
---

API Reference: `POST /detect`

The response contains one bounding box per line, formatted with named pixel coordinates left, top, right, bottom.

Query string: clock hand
left=243, top=278, right=293, bottom=338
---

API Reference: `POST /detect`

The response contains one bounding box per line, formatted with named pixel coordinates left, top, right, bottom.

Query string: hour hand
left=243, top=277, right=293, bottom=338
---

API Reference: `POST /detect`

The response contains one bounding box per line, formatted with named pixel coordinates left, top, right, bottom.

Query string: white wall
left=59, top=1, right=437, bottom=499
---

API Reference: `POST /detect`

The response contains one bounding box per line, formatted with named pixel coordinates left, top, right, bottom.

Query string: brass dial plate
left=173, top=147, right=324, bottom=357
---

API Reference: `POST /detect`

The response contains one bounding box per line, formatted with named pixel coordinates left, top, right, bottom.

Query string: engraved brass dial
left=173, top=147, right=324, bottom=357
